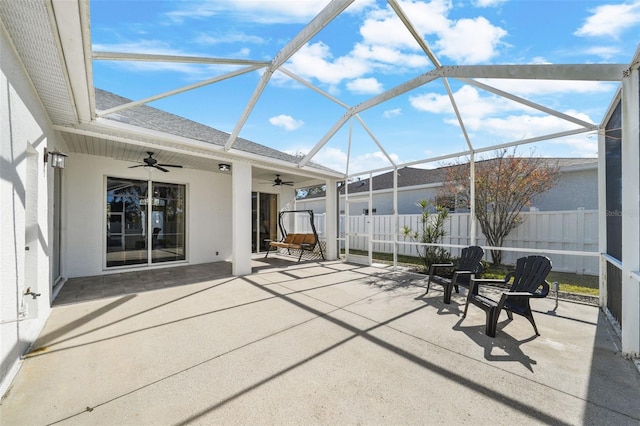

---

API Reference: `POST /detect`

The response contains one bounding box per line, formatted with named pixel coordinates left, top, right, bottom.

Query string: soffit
left=0, top=0, right=78, bottom=125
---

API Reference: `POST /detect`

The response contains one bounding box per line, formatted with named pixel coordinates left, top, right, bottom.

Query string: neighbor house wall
left=297, top=166, right=597, bottom=214
left=64, top=154, right=234, bottom=277
left=1, top=24, right=55, bottom=394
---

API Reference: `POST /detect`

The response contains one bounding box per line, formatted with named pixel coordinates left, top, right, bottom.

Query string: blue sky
left=90, top=0, right=640, bottom=174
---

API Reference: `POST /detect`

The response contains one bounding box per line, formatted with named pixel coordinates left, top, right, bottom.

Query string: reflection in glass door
left=106, top=178, right=148, bottom=267
left=251, top=192, right=277, bottom=253
left=151, top=182, right=185, bottom=263
left=106, top=177, right=186, bottom=267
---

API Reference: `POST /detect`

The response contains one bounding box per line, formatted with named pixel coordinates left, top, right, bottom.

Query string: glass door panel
left=252, top=192, right=278, bottom=253
left=259, top=193, right=278, bottom=252
left=151, top=182, right=186, bottom=263
left=106, top=178, right=148, bottom=267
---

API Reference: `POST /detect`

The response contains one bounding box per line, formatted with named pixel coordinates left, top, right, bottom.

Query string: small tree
left=402, top=200, right=452, bottom=272
left=439, top=148, right=559, bottom=265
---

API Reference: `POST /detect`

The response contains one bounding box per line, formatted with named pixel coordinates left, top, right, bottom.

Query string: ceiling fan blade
left=128, top=164, right=144, bottom=168
left=158, top=164, right=183, bottom=168
left=155, top=165, right=170, bottom=172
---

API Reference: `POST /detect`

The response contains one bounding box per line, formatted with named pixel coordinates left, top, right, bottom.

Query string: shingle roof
left=300, top=157, right=597, bottom=199
left=95, top=88, right=321, bottom=167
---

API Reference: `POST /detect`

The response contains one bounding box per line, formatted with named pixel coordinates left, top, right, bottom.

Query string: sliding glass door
left=106, top=177, right=185, bottom=268
left=252, top=192, right=277, bottom=253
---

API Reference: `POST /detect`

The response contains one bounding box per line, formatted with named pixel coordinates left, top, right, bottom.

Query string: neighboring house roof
left=95, top=89, right=324, bottom=168
left=300, top=158, right=598, bottom=199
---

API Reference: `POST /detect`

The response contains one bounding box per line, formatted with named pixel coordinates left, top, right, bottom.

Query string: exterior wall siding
left=1, top=27, right=54, bottom=395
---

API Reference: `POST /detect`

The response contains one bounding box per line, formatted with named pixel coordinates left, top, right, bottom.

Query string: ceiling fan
left=272, top=174, right=294, bottom=186
left=129, top=152, right=183, bottom=173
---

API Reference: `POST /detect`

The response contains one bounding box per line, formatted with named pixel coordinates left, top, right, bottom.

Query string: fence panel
left=310, top=209, right=598, bottom=274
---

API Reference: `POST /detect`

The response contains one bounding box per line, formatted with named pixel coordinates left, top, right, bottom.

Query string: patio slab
left=1, top=259, right=639, bottom=425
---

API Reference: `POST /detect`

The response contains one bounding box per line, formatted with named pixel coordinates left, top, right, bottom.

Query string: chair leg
left=486, top=308, right=498, bottom=337
left=443, top=283, right=453, bottom=304
left=422, top=278, right=432, bottom=297
left=463, top=298, right=470, bottom=318
left=521, top=307, right=540, bottom=335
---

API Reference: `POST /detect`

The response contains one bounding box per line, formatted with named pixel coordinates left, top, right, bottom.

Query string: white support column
left=469, top=152, right=477, bottom=245
left=231, top=162, right=252, bottom=276
left=325, top=179, right=338, bottom=260
left=621, top=65, right=640, bottom=356
left=597, top=127, right=607, bottom=308
left=393, top=167, right=398, bottom=270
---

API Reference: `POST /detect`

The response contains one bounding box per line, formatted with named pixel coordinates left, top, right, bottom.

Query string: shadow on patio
left=2, top=260, right=639, bottom=425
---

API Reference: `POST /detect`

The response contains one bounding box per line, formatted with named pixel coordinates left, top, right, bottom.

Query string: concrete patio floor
left=1, top=258, right=639, bottom=425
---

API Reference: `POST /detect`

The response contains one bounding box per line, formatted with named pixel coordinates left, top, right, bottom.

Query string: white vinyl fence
left=292, top=209, right=599, bottom=275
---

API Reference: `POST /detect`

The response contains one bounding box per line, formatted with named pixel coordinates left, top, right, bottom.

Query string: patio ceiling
left=0, top=0, right=631, bottom=180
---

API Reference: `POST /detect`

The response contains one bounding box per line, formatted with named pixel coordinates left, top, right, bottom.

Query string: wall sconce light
left=218, top=163, right=231, bottom=172
left=44, top=148, right=68, bottom=169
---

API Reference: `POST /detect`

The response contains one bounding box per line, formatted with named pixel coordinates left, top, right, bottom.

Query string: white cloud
left=166, top=0, right=330, bottom=24
left=359, top=0, right=506, bottom=64
left=346, top=77, right=383, bottom=94
left=92, top=40, right=250, bottom=78
left=582, top=46, right=622, bottom=60
left=547, top=133, right=598, bottom=157
left=410, top=85, right=521, bottom=118
left=284, top=0, right=507, bottom=88
left=472, top=0, right=508, bottom=7
left=286, top=42, right=370, bottom=85
left=446, top=110, right=594, bottom=142
left=195, top=33, right=266, bottom=45
left=269, top=115, right=304, bottom=131
left=575, top=1, right=640, bottom=38
left=433, top=16, right=507, bottom=64
left=348, top=151, right=400, bottom=174
left=383, top=108, right=402, bottom=118
left=476, top=78, right=615, bottom=97
left=411, top=83, right=598, bottom=144
left=288, top=146, right=399, bottom=174
left=300, top=146, right=347, bottom=173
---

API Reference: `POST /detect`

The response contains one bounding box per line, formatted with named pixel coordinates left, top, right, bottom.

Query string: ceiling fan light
left=218, top=163, right=231, bottom=172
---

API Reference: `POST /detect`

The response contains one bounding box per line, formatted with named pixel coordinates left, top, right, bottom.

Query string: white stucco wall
left=1, top=26, right=55, bottom=395
left=64, top=154, right=235, bottom=277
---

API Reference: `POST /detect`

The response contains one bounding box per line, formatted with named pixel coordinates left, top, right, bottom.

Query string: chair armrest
left=431, top=263, right=454, bottom=268
left=453, top=270, right=474, bottom=275
left=503, top=291, right=539, bottom=297
left=470, top=278, right=505, bottom=286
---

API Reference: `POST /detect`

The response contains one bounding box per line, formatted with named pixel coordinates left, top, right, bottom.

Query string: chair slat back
left=457, top=246, right=484, bottom=273
left=302, top=234, right=316, bottom=245
left=509, top=255, right=552, bottom=295
left=291, top=234, right=306, bottom=244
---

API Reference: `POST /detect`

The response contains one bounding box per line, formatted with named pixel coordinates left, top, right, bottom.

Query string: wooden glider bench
left=264, top=233, right=325, bottom=262
left=423, top=246, right=485, bottom=304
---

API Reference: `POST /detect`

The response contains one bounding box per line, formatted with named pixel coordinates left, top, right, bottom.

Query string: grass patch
left=345, top=249, right=599, bottom=296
